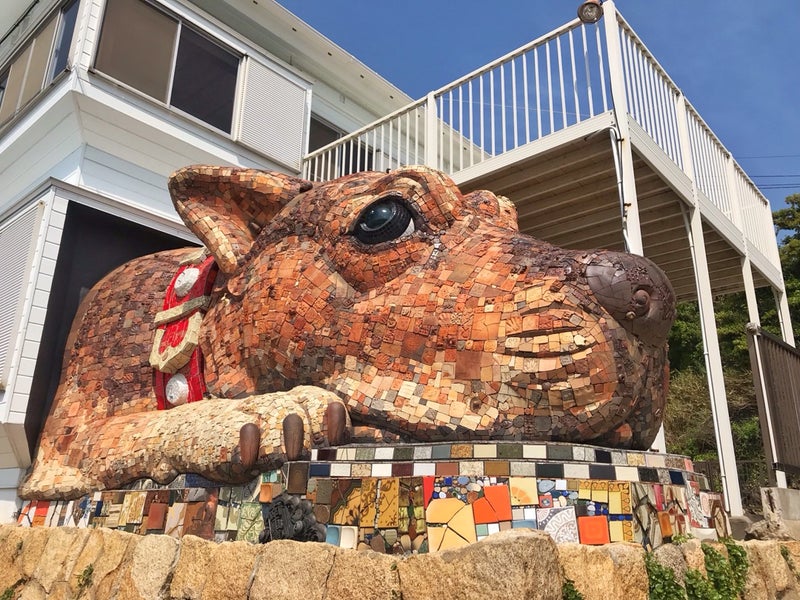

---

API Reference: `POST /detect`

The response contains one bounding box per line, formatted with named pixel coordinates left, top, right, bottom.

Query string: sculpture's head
left=172, top=165, right=675, bottom=449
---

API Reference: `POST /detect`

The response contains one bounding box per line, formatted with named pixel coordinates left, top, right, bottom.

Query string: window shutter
left=0, top=204, right=41, bottom=388
left=236, top=57, right=309, bottom=171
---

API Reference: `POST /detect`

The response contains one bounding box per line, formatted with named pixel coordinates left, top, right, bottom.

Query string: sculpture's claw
left=325, top=401, right=348, bottom=446
left=283, top=413, right=305, bottom=461
left=239, top=422, right=260, bottom=469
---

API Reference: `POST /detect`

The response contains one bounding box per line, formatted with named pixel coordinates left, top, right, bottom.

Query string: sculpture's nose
left=585, top=252, right=675, bottom=347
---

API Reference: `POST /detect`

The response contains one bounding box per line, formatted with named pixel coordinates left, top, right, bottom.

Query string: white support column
left=601, top=0, right=643, bottom=256
left=773, top=288, right=796, bottom=347
left=674, top=92, right=744, bottom=516
left=686, top=208, right=744, bottom=516
left=741, top=258, right=761, bottom=326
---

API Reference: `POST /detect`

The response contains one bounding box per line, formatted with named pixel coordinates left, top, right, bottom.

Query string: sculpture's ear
left=169, top=166, right=313, bottom=274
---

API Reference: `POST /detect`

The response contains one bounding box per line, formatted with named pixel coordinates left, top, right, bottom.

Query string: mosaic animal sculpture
left=22, top=166, right=675, bottom=499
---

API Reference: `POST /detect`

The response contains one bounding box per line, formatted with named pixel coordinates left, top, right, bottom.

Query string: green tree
left=768, top=192, right=800, bottom=329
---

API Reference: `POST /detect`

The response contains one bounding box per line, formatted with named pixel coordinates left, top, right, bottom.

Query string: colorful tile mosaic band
left=17, top=442, right=725, bottom=553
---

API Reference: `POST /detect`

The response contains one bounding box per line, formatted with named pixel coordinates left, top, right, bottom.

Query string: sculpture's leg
left=18, top=387, right=351, bottom=500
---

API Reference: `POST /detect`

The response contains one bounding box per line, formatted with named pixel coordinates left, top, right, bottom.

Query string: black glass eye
left=353, top=197, right=415, bottom=244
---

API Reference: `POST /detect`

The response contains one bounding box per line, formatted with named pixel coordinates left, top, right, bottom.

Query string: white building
left=0, top=0, right=791, bottom=521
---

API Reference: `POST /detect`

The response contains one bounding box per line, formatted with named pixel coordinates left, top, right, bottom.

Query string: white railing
left=616, top=17, right=682, bottom=169
left=304, top=102, right=428, bottom=183
left=736, top=163, right=782, bottom=264
left=302, top=4, right=778, bottom=270
left=685, top=105, right=734, bottom=219
left=303, top=18, right=611, bottom=181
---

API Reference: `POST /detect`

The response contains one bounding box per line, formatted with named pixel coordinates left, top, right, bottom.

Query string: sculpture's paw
left=238, top=386, right=352, bottom=467
left=22, top=387, right=352, bottom=499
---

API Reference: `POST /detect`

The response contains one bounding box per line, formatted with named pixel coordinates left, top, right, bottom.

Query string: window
left=308, top=115, right=374, bottom=176
left=94, top=0, right=239, bottom=133
left=171, top=27, right=238, bottom=133
left=51, top=0, right=80, bottom=79
left=0, top=73, right=7, bottom=111
left=0, top=0, right=78, bottom=126
left=309, top=116, right=342, bottom=153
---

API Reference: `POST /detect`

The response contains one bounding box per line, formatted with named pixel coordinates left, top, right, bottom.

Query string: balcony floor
left=454, top=131, right=767, bottom=304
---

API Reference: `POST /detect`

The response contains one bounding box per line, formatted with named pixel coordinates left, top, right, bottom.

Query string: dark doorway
left=25, top=202, right=194, bottom=456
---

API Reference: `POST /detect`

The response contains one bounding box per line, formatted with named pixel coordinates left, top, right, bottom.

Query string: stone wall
left=3, top=525, right=800, bottom=600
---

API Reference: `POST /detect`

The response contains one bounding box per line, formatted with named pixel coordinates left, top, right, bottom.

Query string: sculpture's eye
left=353, top=196, right=415, bottom=244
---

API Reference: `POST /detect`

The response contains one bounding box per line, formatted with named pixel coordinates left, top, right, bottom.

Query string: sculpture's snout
left=585, top=252, right=675, bottom=347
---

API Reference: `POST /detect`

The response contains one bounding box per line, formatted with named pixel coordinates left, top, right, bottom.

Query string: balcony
left=301, top=2, right=781, bottom=305
left=301, top=1, right=790, bottom=517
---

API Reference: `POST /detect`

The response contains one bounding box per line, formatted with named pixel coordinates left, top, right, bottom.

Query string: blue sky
left=278, top=0, right=799, bottom=221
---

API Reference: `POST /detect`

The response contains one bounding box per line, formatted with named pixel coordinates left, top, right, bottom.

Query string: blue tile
left=669, top=470, right=685, bottom=485
left=325, top=525, right=341, bottom=546
left=309, top=463, right=331, bottom=477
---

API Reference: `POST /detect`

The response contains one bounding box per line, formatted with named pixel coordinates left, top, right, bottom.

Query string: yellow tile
left=609, top=491, right=622, bottom=514
left=609, top=520, right=624, bottom=542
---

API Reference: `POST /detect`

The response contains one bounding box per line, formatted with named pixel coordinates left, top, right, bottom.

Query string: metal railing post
left=425, top=92, right=438, bottom=169
left=601, top=0, right=644, bottom=256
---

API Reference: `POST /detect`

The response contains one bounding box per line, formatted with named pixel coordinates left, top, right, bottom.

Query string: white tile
left=35, top=273, right=53, bottom=292
left=374, top=447, right=394, bottom=460
left=21, top=340, right=39, bottom=360
left=371, top=463, right=392, bottom=477
left=28, top=306, right=47, bottom=325
left=329, top=463, right=351, bottom=477
left=48, top=210, right=66, bottom=229
left=523, top=445, right=547, bottom=459
left=25, top=324, right=43, bottom=342
left=473, top=444, right=497, bottom=458
left=39, top=257, right=57, bottom=277
left=32, top=289, right=49, bottom=309
left=16, top=358, right=36, bottom=378
left=413, top=463, right=436, bottom=476
left=563, top=464, right=590, bottom=479
left=52, top=196, right=68, bottom=213
left=12, top=376, right=32, bottom=395
left=615, top=466, right=640, bottom=482
left=9, top=389, right=28, bottom=422
left=42, top=242, right=59, bottom=261
left=45, top=226, right=63, bottom=244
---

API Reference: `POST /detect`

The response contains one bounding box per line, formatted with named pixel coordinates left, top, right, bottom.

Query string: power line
left=738, top=154, right=800, bottom=159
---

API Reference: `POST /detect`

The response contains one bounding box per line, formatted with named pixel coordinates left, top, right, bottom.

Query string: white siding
left=5, top=192, right=66, bottom=430
left=0, top=204, right=42, bottom=389
left=236, top=56, right=311, bottom=172
left=0, top=94, right=82, bottom=213
left=75, top=0, right=103, bottom=72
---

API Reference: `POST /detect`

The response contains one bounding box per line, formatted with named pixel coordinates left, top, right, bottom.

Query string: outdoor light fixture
left=577, top=0, right=603, bottom=24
